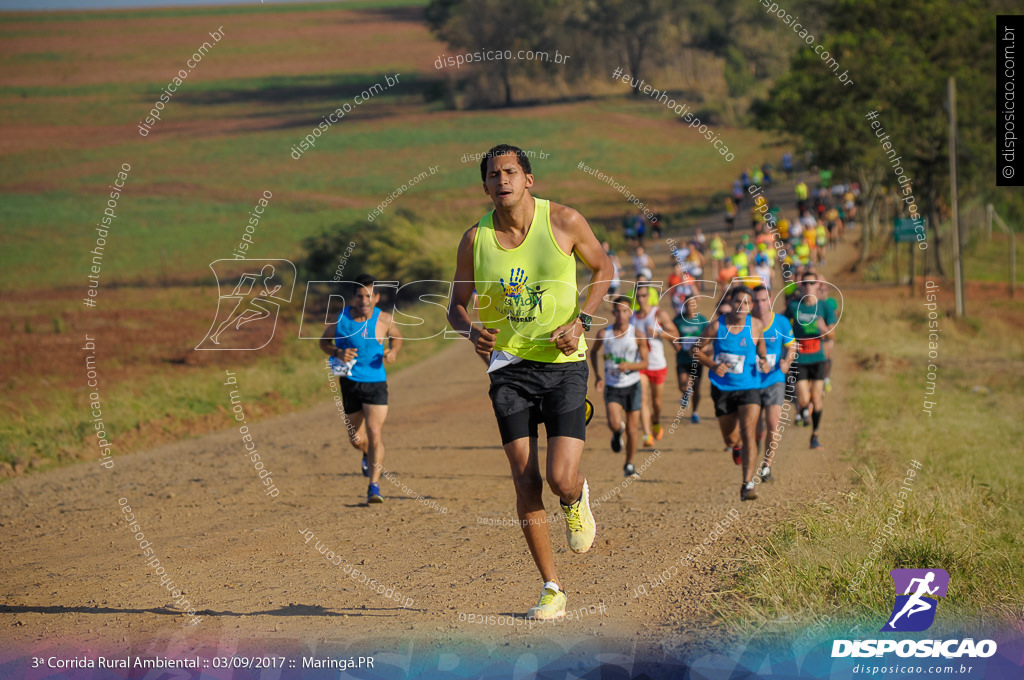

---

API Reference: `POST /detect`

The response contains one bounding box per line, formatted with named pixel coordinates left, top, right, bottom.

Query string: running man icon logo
left=196, top=259, right=296, bottom=351
left=881, top=568, right=950, bottom=632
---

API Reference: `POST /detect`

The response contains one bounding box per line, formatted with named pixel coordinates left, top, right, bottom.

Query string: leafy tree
left=754, top=0, right=998, bottom=274
left=426, top=0, right=561, bottom=106
left=583, top=0, right=682, bottom=95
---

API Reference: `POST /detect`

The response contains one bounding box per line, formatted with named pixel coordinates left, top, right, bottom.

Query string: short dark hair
left=730, top=285, right=754, bottom=302
left=614, top=295, right=632, bottom=307
left=480, top=144, right=532, bottom=182
left=752, top=285, right=769, bottom=295
left=354, top=273, right=376, bottom=292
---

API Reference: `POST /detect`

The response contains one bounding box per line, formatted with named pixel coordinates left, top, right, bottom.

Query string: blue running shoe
left=367, top=483, right=383, bottom=504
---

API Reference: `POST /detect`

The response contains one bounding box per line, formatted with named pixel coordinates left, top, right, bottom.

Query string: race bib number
left=714, top=352, right=745, bottom=374
left=798, top=338, right=821, bottom=355
left=765, top=353, right=778, bottom=370
left=330, top=356, right=356, bottom=377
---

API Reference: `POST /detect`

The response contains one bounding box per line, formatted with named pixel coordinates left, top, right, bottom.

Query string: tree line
left=426, top=0, right=1022, bottom=266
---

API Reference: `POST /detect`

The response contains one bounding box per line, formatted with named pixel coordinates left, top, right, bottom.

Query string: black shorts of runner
left=675, top=356, right=704, bottom=378
left=759, top=381, right=787, bottom=408
left=797, top=361, right=827, bottom=382
left=676, top=357, right=704, bottom=389
left=710, top=384, right=761, bottom=418
left=604, top=382, right=642, bottom=413
left=339, top=377, right=388, bottom=415
left=488, top=359, right=588, bottom=444
left=786, top=358, right=800, bottom=389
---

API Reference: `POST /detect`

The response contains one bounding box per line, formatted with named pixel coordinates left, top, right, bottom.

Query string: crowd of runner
left=598, top=157, right=852, bottom=500
left=317, top=145, right=852, bottom=620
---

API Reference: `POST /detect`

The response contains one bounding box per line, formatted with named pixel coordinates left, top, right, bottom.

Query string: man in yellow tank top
left=447, top=144, right=613, bottom=621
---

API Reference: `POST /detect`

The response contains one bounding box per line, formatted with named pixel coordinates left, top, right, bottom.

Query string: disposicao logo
left=831, top=568, right=998, bottom=659
left=882, top=568, right=949, bottom=632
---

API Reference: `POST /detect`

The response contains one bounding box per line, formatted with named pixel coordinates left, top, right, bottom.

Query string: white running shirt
left=631, top=307, right=667, bottom=371
left=601, top=324, right=642, bottom=387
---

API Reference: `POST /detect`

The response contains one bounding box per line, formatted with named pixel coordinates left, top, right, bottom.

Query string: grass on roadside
left=0, top=294, right=451, bottom=475
left=725, top=288, right=1024, bottom=639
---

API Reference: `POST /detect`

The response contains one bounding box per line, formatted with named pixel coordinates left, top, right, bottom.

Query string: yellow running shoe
left=653, top=424, right=664, bottom=440
left=643, top=433, right=654, bottom=447
left=527, top=583, right=566, bottom=620
left=561, top=479, right=596, bottom=553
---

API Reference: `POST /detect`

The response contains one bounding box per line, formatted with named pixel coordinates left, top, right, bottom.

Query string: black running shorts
left=604, top=382, right=642, bottom=413
left=710, top=385, right=761, bottom=417
left=797, top=361, right=827, bottom=382
left=339, top=377, right=388, bottom=414
left=488, top=359, right=588, bottom=444
left=676, top=358, right=704, bottom=388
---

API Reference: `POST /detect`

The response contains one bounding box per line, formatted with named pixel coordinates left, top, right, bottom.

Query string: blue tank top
left=335, top=306, right=386, bottom=383
left=760, top=313, right=795, bottom=387
left=709, top=314, right=760, bottom=391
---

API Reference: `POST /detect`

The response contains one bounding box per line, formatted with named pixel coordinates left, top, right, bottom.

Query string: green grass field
left=1, top=0, right=785, bottom=469
left=0, top=98, right=779, bottom=290
left=1, top=288, right=452, bottom=470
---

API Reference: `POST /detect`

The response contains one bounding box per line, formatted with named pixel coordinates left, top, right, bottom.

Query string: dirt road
left=0, top=297, right=856, bottom=673
left=1, top=172, right=858, bottom=672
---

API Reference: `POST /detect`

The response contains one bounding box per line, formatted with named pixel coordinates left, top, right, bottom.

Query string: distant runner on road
left=696, top=287, right=770, bottom=501
left=319, top=274, right=403, bottom=504
left=591, top=296, right=649, bottom=477
left=785, top=271, right=835, bottom=450
left=751, top=285, right=796, bottom=483
left=672, top=295, right=710, bottom=423
left=632, top=281, right=676, bottom=444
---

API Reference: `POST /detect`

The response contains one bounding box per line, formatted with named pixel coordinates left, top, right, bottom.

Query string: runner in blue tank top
left=752, top=285, right=797, bottom=486
left=319, top=274, right=403, bottom=504
left=695, top=286, right=770, bottom=501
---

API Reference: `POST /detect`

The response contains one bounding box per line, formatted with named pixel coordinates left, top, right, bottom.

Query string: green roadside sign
left=894, top=218, right=924, bottom=243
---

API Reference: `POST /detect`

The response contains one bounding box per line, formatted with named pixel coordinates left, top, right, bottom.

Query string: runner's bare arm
left=590, top=334, right=604, bottom=388
left=548, top=204, right=613, bottom=354
left=628, top=332, right=649, bottom=372
left=779, top=340, right=798, bottom=374
left=319, top=324, right=357, bottom=361
left=752, top=317, right=771, bottom=373
left=319, top=325, right=338, bottom=357
left=380, top=311, right=403, bottom=363
left=811, top=315, right=835, bottom=340
left=696, top=319, right=726, bottom=376
left=447, top=226, right=496, bottom=363
left=657, top=309, right=680, bottom=341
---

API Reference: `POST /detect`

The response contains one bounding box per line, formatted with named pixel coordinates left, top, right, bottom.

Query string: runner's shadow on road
left=0, top=603, right=417, bottom=618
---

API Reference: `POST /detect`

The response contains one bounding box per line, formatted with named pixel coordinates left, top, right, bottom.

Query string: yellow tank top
left=473, top=198, right=586, bottom=363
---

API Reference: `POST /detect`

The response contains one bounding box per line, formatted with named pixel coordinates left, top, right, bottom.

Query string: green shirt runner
left=672, top=312, right=709, bottom=366
left=785, top=299, right=835, bottom=365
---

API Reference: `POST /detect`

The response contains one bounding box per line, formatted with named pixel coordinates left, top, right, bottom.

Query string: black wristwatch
left=577, top=312, right=592, bottom=332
